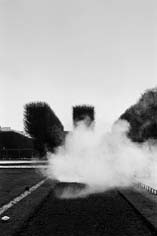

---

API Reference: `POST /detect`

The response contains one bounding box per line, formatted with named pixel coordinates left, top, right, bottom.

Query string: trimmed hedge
left=24, top=102, right=64, bottom=157
left=73, top=105, right=95, bottom=127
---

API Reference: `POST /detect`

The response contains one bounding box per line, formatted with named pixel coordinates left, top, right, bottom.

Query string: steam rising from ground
left=45, top=120, right=157, bottom=198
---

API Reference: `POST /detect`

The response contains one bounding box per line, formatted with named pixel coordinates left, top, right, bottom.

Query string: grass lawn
left=0, top=168, right=45, bottom=207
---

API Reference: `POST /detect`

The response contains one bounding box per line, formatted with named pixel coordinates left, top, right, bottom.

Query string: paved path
left=19, top=189, right=155, bottom=236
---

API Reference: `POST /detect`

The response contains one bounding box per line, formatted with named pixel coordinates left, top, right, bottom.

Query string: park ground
left=0, top=168, right=44, bottom=207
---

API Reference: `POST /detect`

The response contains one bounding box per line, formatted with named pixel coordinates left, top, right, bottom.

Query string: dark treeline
left=24, top=102, right=64, bottom=158
left=120, top=87, right=157, bottom=142
left=1, top=88, right=157, bottom=159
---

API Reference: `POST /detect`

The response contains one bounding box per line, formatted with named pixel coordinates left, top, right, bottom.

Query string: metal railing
left=0, top=160, right=48, bottom=168
left=137, top=182, right=157, bottom=196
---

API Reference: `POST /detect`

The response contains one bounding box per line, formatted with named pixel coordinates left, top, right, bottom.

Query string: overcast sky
left=0, top=0, right=157, bottom=131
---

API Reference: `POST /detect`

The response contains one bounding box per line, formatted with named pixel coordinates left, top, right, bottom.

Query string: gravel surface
left=19, top=189, right=155, bottom=236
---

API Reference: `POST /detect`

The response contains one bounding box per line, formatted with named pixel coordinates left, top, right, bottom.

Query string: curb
left=118, top=189, right=157, bottom=235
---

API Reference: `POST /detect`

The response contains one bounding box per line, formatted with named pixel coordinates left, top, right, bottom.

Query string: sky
left=0, top=0, right=157, bottom=131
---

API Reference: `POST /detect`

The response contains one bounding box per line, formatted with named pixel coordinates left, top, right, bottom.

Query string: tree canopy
left=120, top=87, right=157, bottom=142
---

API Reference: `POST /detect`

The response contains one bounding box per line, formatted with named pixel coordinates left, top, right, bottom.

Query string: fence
left=137, top=182, right=157, bottom=196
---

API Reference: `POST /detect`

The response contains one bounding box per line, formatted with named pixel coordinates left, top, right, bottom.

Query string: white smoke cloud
left=45, top=120, right=157, bottom=198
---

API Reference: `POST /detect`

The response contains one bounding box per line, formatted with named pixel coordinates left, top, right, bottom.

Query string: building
left=0, top=127, right=34, bottom=159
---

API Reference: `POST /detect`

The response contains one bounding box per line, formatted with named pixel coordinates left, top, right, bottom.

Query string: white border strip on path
left=0, top=178, right=47, bottom=216
left=0, top=161, right=48, bottom=164
left=0, top=165, right=48, bottom=168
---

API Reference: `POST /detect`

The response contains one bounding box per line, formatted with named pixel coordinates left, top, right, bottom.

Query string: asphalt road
left=19, top=189, right=155, bottom=236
